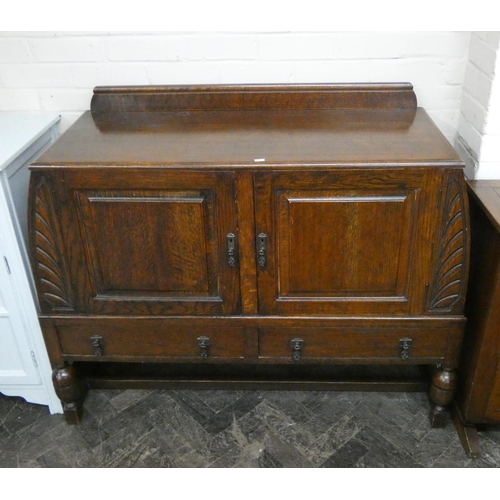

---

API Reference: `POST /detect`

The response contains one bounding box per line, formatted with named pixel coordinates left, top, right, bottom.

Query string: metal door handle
left=257, top=233, right=267, bottom=268
left=227, top=233, right=236, bottom=267
left=399, top=338, right=413, bottom=359
left=197, top=336, right=210, bottom=358
left=90, top=335, right=104, bottom=356
left=291, top=338, right=304, bottom=361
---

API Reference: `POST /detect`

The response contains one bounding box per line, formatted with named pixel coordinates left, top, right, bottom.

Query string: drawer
left=54, top=320, right=245, bottom=361
left=258, top=327, right=451, bottom=362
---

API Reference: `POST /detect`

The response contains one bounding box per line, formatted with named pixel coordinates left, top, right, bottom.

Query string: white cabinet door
left=0, top=234, right=40, bottom=385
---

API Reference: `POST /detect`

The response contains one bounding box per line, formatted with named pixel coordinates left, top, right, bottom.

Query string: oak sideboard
left=27, top=83, right=470, bottom=426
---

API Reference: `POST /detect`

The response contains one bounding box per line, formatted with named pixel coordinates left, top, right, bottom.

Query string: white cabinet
left=0, top=113, right=62, bottom=414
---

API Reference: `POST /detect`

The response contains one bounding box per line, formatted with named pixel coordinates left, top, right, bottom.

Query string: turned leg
left=52, top=364, right=87, bottom=425
left=452, top=403, right=480, bottom=458
left=428, top=365, right=456, bottom=428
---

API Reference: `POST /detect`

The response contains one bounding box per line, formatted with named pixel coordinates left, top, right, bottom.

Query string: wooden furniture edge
left=91, top=82, right=417, bottom=113
left=467, top=180, right=500, bottom=233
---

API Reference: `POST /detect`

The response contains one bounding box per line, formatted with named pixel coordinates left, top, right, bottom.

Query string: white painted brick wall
left=106, top=35, right=178, bottom=62
left=486, top=76, right=500, bottom=134
left=0, top=38, right=33, bottom=63
left=0, top=31, right=472, bottom=140
left=179, top=34, right=258, bottom=61
left=455, top=32, right=500, bottom=179
left=474, top=51, right=500, bottom=178
left=29, top=37, right=106, bottom=62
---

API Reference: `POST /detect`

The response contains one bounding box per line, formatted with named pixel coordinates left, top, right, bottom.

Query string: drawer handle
left=257, top=233, right=267, bottom=268
left=399, top=338, right=413, bottom=359
left=291, top=338, right=304, bottom=361
left=227, top=233, right=236, bottom=267
left=197, top=336, right=210, bottom=358
left=90, top=335, right=104, bottom=356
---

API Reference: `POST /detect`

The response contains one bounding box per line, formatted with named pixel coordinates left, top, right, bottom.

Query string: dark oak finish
left=453, top=180, right=500, bottom=457
left=51, top=365, right=86, bottom=425
left=253, top=168, right=445, bottom=316
left=28, top=84, right=470, bottom=435
left=90, top=83, right=418, bottom=113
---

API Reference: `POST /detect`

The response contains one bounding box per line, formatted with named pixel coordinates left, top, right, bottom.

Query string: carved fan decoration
left=33, top=178, right=74, bottom=311
left=429, top=175, right=467, bottom=312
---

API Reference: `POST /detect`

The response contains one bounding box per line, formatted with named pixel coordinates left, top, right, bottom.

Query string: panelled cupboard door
left=35, top=169, right=240, bottom=316
left=254, top=169, right=441, bottom=316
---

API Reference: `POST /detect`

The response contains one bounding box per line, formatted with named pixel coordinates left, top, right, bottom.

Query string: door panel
left=57, top=169, right=240, bottom=315
left=254, top=169, right=435, bottom=316
left=77, top=190, right=215, bottom=296
left=279, top=191, right=415, bottom=297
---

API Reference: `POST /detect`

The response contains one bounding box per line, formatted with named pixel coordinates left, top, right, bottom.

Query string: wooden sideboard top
left=32, top=83, right=463, bottom=168
left=467, top=180, right=500, bottom=233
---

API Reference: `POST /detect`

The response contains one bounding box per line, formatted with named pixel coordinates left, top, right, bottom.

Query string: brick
left=258, top=33, right=333, bottom=60
left=146, top=62, right=220, bottom=85
left=290, top=59, right=377, bottom=83
left=463, top=64, right=481, bottom=100
left=415, top=85, right=463, bottom=110
left=454, top=139, right=477, bottom=179
left=361, top=59, right=453, bottom=88
left=460, top=93, right=488, bottom=133
left=0, top=63, right=74, bottom=88
left=457, top=113, right=483, bottom=154
left=474, top=32, right=488, bottom=42
left=106, top=36, right=178, bottom=62
left=29, top=37, right=106, bottom=62
left=331, top=32, right=409, bottom=60
left=406, top=32, right=470, bottom=58
left=474, top=32, right=500, bottom=49
left=38, top=89, right=92, bottom=111
left=0, top=38, right=33, bottom=63
left=468, top=36, right=497, bottom=75
left=0, top=88, right=40, bottom=109
left=179, top=34, right=257, bottom=61
left=476, top=71, right=494, bottom=109
left=219, top=62, right=293, bottom=84
left=444, top=60, right=469, bottom=86
left=71, top=63, right=149, bottom=88
left=484, top=32, right=500, bottom=49
left=292, top=58, right=465, bottom=90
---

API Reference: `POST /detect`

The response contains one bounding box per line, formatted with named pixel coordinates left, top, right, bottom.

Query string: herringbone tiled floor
left=1, top=389, right=500, bottom=467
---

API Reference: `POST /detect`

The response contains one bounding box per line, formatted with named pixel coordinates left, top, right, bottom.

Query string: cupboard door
left=41, top=169, right=240, bottom=316
left=254, top=169, right=438, bottom=316
left=0, top=239, right=39, bottom=386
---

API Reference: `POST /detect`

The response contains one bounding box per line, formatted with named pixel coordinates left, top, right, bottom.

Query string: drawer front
left=258, top=327, right=451, bottom=362
left=55, top=321, right=245, bottom=361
